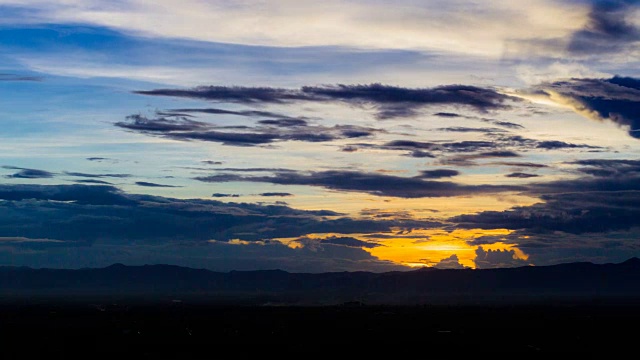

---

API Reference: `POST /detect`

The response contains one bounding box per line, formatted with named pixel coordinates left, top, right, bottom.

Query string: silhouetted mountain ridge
left=1, top=258, right=639, bottom=306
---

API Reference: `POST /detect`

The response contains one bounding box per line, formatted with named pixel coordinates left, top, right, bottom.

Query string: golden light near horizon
left=275, top=228, right=524, bottom=269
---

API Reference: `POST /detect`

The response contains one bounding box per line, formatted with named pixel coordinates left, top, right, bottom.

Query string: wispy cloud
left=2, top=166, right=54, bottom=179
left=115, top=114, right=382, bottom=146
left=195, top=170, right=523, bottom=198
left=134, top=83, right=520, bottom=119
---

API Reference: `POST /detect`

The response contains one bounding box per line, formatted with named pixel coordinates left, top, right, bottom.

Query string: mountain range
left=2, top=258, right=640, bottom=306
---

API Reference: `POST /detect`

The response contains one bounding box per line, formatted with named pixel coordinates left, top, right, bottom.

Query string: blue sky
left=1, top=0, right=640, bottom=272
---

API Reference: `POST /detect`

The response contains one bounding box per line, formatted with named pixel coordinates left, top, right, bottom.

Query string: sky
left=1, top=0, right=640, bottom=272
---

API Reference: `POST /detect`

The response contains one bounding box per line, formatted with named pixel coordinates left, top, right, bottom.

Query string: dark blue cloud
left=134, top=83, right=520, bottom=119
left=195, top=170, right=523, bottom=198
left=2, top=166, right=54, bottom=179
left=135, top=181, right=181, bottom=188
left=0, top=184, right=438, bottom=246
left=568, top=0, right=640, bottom=55
left=416, top=169, right=460, bottom=179
left=533, top=76, right=640, bottom=139
left=115, top=114, right=380, bottom=146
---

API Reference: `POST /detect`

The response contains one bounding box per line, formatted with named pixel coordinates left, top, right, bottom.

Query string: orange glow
left=274, top=228, right=528, bottom=269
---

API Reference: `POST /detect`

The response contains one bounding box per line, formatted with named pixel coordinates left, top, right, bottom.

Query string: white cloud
left=1, top=0, right=589, bottom=58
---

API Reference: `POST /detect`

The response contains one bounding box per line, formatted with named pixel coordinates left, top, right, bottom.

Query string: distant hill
left=2, top=258, right=640, bottom=306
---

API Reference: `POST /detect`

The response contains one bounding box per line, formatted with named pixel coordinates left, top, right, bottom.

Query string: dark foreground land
left=1, top=297, right=639, bottom=357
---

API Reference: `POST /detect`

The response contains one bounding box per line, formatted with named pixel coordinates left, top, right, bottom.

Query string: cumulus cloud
left=474, top=246, right=530, bottom=269
left=433, top=254, right=469, bottom=269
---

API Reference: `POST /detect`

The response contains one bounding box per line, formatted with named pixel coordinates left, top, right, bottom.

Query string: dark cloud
left=0, top=73, right=43, bottom=81
left=0, top=184, right=438, bottom=247
left=350, top=132, right=597, bottom=162
left=450, top=159, right=640, bottom=236
left=202, top=160, right=223, bottom=165
left=212, top=193, right=240, bottom=198
left=359, top=209, right=417, bottom=220
left=436, top=127, right=506, bottom=133
left=0, top=184, right=135, bottom=205
left=257, top=119, right=309, bottom=127
left=433, top=112, right=462, bottom=118
left=134, top=83, right=520, bottom=119
left=493, top=134, right=602, bottom=150
left=452, top=190, right=640, bottom=235
left=135, top=181, right=181, bottom=188
left=490, top=161, right=548, bottom=168
left=115, top=114, right=380, bottom=147
left=292, top=235, right=380, bottom=249
left=2, top=166, right=54, bottom=179
left=505, top=172, right=539, bottom=178
left=491, top=121, right=524, bottom=129
left=474, top=247, right=530, bottom=269
left=433, top=254, right=469, bottom=269
left=570, top=158, right=640, bottom=176
left=167, top=107, right=306, bottom=121
left=74, top=179, right=113, bottom=185
left=567, top=0, right=640, bottom=55
left=439, top=151, right=521, bottom=166
left=259, top=192, right=293, bottom=197
left=63, top=171, right=131, bottom=178
left=528, top=76, right=640, bottom=139
left=416, top=169, right=460, bottom=179
left=195, top=170, right=523, bottom=198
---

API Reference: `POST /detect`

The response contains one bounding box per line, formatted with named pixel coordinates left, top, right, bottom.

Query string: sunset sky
left=1, top=0, right=639, bottom=272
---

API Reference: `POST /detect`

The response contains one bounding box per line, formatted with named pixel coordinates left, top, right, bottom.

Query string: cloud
left=167, top=107, right=309, bottom=124
left=63, top=171, right=131, bottom=178
left=195, top=170, right=523, bottom=198
left=490, top=161, right=549, bottom=168
left=436, top=127, right=506, bottom=134
left=135, top=181, right=181, bottom=188
left=505, top=172, right=539, bottom=178
left=474, top=246, right=530, bottom=269
left=450, top=158, right=640, bottom=235
left=0, top=73, right=43, bottom=81
left=433, top=254, right=469, bottom=269
left=2, top=166, right=54, bottom=179
left=115, top=114, right=381, bottom=146
left=526, top=76, right=640, bottom=139
left=74, top=179, right=113, bottom=185
left=570, top=158, right=640, bottom=176
left=134, top=83, right=520, bottom=119
left=0, top=183, right=440, bottom=244
left=567, top=0, right=640, bottom=55
left=293, top=235, right=380, bottom=249
left=416, top=169, right=460, bottom=179
left=259, top=192, right=293, bottom=197
left=202, top=160, right=223, bottom=165
left=350, top=132, right=599, bottom=162
left=212, top=193, right=240, bottom=198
